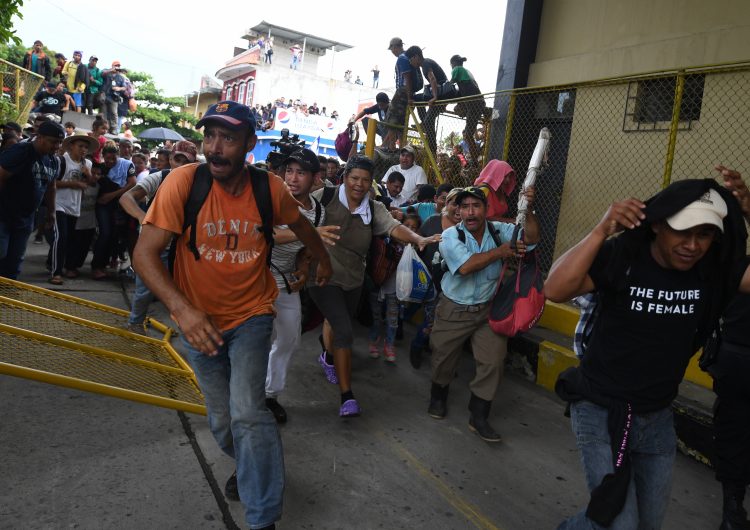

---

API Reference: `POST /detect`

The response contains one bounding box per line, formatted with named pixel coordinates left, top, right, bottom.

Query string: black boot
left=266, top=397, right=288, bottom=424
left=428, top=382, right=448, bottom=419
left=720, top=482, right=750, bottom=530
left=468, top=393, right=502, bottom=443
left=224, top=471, right=239, bottom=501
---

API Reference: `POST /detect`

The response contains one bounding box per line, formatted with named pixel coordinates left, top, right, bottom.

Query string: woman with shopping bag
left=308, top=154, right=440, bottom=417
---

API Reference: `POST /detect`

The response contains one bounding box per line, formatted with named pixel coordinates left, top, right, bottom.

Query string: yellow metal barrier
left=0, top=278, right=205, bottom=415
left=0, top=58, right=44, bottom=125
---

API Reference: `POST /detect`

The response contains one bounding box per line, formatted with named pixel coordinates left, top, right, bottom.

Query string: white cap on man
left=666, top=189, right=728, bottom=232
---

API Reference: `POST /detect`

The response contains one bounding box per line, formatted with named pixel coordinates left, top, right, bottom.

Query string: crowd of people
left=343, top=37, right=489, bottom=178
left=250, top=97, right=341, bottom=132
left=3, top=37, right=750, bottom=530
left=21, top=40, right=136, bottom=135
left=0, top=114, right=198, bottom=296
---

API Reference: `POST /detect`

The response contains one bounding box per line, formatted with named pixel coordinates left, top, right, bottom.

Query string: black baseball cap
left=454, top=185, right=491, bottom=205
left=196, top=100, right=256, bottom=131
left=2, top=121, right=22, bottom=134
left=284, top=148, right=320, bottom=174
left=387, top=37, right=403, bottom=50
left=37, top=121, right=65, bottom=140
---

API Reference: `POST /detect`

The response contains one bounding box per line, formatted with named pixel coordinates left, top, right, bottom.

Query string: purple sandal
left=339, top=399, right=361, bottom=417
left=318, top=352, right=338, bottom=385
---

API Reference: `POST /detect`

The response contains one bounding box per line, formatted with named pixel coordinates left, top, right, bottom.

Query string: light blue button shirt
left=439, top=221, right=522, bottom=305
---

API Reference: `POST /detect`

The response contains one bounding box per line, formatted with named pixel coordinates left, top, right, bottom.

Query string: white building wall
left=251, top=63, right=382, bottom=120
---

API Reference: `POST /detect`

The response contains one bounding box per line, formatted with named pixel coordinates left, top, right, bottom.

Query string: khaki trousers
left=429, top=295, right=508, bottom=401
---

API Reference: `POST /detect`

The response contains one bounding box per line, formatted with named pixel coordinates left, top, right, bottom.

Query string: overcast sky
left=13, top=0, right=507, bottom=101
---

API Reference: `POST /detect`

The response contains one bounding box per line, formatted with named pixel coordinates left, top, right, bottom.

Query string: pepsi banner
left=273, top=108, right=339, bottom=141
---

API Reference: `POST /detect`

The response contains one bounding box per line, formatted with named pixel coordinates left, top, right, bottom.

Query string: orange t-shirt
left=143, top=163, right=301, bottom=331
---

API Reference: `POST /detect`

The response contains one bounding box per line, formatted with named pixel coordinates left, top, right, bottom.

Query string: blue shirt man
left=428, top=185, right=539, bottom=443
left=439, top=219, right=519, bottom=305
left=0, top=121, right=65, bottom=278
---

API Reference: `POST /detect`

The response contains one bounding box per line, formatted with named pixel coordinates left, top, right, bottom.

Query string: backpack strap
left=312, top=196, right=322, bottom=227
left=183, top=163, right=214, bottom=262
left=488, top=222, right=505, bottom=249
left=456, top=226, right=466, bottom=244
left=321, top=185, right=336, bottom=207
left=56, top=155, right=66, bottom=180
left=508, top=223, right=522, bottom=250
left=248, top=164, right=274, bottom=267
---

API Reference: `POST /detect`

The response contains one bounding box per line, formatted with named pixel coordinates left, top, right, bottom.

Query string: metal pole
left=15, top=69, right=21, bottom=111
left=365, top=117, right=377, bottom=159
left=410, top=107, right=442, bottom=183
left=193, top=89, right=201, bottom=118
left=662, top=72, right=685, bottom=189
left=301, top=37, right=307, bottom=71
left=502, top=93, right=517, bottom=161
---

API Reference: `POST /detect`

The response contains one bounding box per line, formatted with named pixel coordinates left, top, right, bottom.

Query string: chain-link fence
left=366, top=62, right=750, bottom=273
left=0, top=58, right=44, bottom=125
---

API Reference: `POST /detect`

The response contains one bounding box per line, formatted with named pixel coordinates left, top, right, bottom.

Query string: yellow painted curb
left=536, top=341, right=579, bottom=392
left=684, top=351, right=713, bottom=389
left=537, top=301, right=579, bottom=337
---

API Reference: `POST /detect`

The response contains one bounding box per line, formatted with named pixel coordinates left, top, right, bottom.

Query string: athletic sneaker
left=318, top=352, right=338, bottom=385
left=368, top=339, right=381, bottom=359
left=384, top=344, right=396, bottom=363
left=339, top=399, right=361, bottom=417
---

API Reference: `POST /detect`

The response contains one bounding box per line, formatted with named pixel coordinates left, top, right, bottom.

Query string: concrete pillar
left=487, top=0, right=545, bottom=161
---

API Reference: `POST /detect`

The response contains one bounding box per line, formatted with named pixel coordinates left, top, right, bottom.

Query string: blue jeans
left=128, top=249, right=169, bottom=326
left=0, top=215, right=34, bottom=279
left=183, top=315, right=284, bottom=529
left=558, top=400, right=676, bottom=530
left=369, top=292, right=399, bottom=346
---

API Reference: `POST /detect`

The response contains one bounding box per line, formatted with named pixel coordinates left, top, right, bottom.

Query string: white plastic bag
left=396, top=244, right=434, bottom=302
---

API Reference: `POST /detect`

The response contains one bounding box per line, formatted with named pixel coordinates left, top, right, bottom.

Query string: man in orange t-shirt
left=134, top=101, right=332, bottom=530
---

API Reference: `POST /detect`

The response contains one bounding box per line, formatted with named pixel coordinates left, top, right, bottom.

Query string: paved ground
left=0, top=241, right=724, bottom=529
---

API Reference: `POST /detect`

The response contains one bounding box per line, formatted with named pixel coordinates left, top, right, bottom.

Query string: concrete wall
left=528, top=0, right=750, bottom=86
left=551, top=70, right=750, bottom=258
left=244, top=33, right=324, bottom=77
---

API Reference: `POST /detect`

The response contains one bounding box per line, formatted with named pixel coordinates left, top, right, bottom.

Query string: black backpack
left=167, top=163, right=273, bottom=274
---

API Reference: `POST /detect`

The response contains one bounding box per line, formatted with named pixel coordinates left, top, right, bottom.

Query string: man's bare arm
left=544, top=199, right=645, bottom=302
left=287, top=215, right=332, bottom=286
left=133, top=225, right=224, bottom=355
left=119, top=186, right=148, bottom=224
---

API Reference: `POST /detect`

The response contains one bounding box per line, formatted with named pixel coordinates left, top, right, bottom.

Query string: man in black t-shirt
left=404, top=46, right=451, bottom=154
left=32, top=82, right=65, bottom=116
left=0, top=121, right=64, bottom=279
left=546, top=172, right=750, bottom=529
left=349, top=92, right=389, bottom=141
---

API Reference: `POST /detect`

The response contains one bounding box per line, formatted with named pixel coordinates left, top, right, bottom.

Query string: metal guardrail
left=0, top=277, right=205, bottom=415
left=0, top=58, right=44, bottom=125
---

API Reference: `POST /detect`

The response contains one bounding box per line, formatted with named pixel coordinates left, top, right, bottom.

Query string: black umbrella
left=137, top=127, right=185, bottom=141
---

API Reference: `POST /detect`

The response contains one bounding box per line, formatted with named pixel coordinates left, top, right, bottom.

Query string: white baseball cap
left=666, top=188, right=727, bottom=232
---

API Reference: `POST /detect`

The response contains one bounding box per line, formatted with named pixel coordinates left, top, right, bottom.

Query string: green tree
left=126, top=70, right=199, bottom=140
left=1, top=0, right=24, bottom=46
left=0, top=41, right=27, bottom=65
